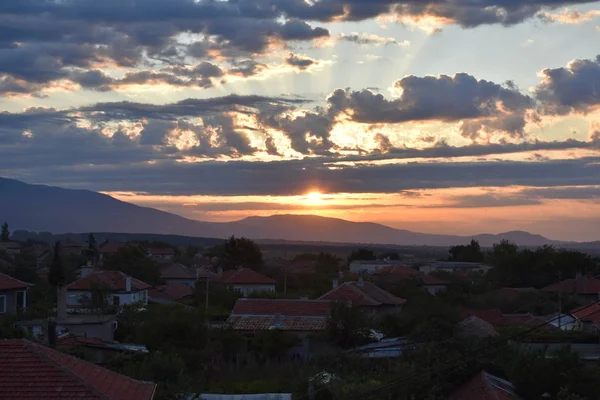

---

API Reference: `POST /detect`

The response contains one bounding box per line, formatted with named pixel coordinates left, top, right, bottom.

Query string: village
left=1, top=226, right=600, bottom=399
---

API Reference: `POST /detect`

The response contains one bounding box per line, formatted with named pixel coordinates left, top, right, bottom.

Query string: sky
left=1, top=0, right=600, bottom=242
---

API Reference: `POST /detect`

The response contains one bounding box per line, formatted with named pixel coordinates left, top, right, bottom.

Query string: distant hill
left=0, top=177, right=580, bottom=247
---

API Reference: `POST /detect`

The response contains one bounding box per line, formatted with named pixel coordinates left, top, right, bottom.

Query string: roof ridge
left=347, top=282, right=381, bottom=305
left=23, top=339, right=110, bottom=400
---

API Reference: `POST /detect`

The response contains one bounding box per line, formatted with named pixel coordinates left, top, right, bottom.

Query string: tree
left=348, top=249, right=376, bottom=263
left=85, top=233, right=99, bottom=262
left=448, top=239, right=484, bottom=262
left=1, top=222, right=9, bottom=242
left=48, top=241, right=66, bottom=288
left=219, top=236, right=263, bottom=270
left=326, top=300, right=372, bottom=348
left=105, top=246, right=162, bottom=286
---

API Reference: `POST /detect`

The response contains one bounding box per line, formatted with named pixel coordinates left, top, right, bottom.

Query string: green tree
left=220, top=236, right=263, bottom=270
left=326, top=300, right=372, bottom=348
left=1, top=222, right=9, bottom=242
left=105, top=245, right=162, bottom=285
left=348, top=248, right=376, bottom=263
left=251, top=329, right=300, bottom=363
left=48, top=241, right=66, bottom=288
left=85, top=233, right=99, bottom=262
left=448, top=239, right=484, bottom=262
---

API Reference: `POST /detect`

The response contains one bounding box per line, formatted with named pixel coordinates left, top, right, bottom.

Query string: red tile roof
left=57, top=334, right=107, bottom=347
left=0, top=339, right=156, bottom=399
left=542, top=276, right=600, bottom=294
left=464, top=309, right=504, bottom=325
left=227, top=315, right=326, bottom=331
left=149, top=284, right=193, bottom=301
left=571, top=302, right=600, bottom=322
left=232, top=299, right=332, bottom=317
left=0, top=272, right=32, bottom=290
left=318, top=281, right=406, bottom=307
left=160, top=263, right=194, bottom=280
left=148, top=248, right=175, bottom=256
left=449, top=371, right=521, bottom=400
left=67, top=270, right=151, bottom=292
left=218, top=268, right=277, bottom=285
left=458, top=316, right=499, bottom=338
left=465, top=309, right=554, bottom=330
left=287, top=259, right=318, bottom=274
left=99, top=243, right=127, bottom=254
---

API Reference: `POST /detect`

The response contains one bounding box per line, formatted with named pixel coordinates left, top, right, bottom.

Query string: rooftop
left=231, top=298, right=332, bottom=317
left=449, top=371, right=521, bottom=400
left=149, top=284, right=194, bottom=302
left=67, top=270, right=151, bottom=292
left=318, top=281, right=406, bottom=307
left=542, top=276, right=600, bottom=295
left=0, top=272, right=32, bottom=290
left=0, top=339, right=156, bottom=399
left=160, top=263, right=195, bottom=280
left=218, top=268, right=277, bottom=285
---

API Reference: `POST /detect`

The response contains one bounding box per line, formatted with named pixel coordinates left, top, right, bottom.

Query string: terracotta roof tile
left=57, top=334, right=107, bottom=347
left=318, top=281, right=406, bottom=307
left=226, top=315, right=327, bottom=331
left=99, top=243, right=127, bottom=254
left=449, top=371, right=521, bottom=400
left=232, top=299, right=332, bottom=317
left=218, top=268, right=276, bottom=285
left=0, top=272, right=32, bottom=290
left=149, top=284, right=193, bottom=301
left=543, top=277, right=600, bottom=295
left=0, top=339, right=156, bottom=399
left=458, top=316, right=499, bottom=338
left=67, top=270, right=151, bottom=292
left=464, top=309, right=504, bottom=325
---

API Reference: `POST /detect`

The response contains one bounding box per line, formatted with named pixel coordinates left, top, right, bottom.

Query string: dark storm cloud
left=327, top=74, right=534, bottom=139
left=535, top=55, right=600, bottom=115
left=285, top=53, right=317, bottom=70
left=8, top=156, right=600, bottom=196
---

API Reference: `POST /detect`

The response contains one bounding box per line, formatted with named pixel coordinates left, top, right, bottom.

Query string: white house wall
left=231, top=284, right=275, bottom=297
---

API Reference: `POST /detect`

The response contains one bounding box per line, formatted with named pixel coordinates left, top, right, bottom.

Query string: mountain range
left=0, top=177, right=593, bottom=248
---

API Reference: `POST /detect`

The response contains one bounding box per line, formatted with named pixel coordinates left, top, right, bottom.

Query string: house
left=98, top=242, right=147, bottom=264
left=372, top=266, right=448, bottom=295
left=542, top=275, right=600, bottom=303
left=449, top=371, right=521, bottom=400
left=349, top=260, right=400, bottom=274
left=569, top=302, right=600, bottom=333
left=227, top=298, right=332, bottom=360
left=464, top=308, right=554, bottom=331
left=57, top=333, right=149, bottom=364
left=217, top=268, right=277, bottom=296
left=160, top=263, right=197, bottom=287
left=148, top=247, right=175, bottom=260
left=0, top=272, right=31, bottom=315
left=0, top=339, right=156, bottom=399
left=419, top=261, right=491, bottom=275
left=457, top=316, right=499, bottom=338
left=66, top=270, right=150, bottom=311
left=149, top=284, right=194, bottom=305
left=19, top=314, right=119, bottom=342
left=318, top=279, right=406, bottom=316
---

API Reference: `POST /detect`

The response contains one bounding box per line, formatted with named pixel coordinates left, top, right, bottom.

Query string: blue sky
left=1, top=0, right=599, bottom=240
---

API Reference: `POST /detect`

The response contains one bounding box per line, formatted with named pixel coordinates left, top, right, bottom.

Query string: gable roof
left=227, top=299, right=332, bottom=332
left=160, top=263, right=194, bottom=280
left=542, top=276, right=600, bottom=295
left=67, top=270, right=151, bottom=292
left=218, top=268, right=276, bottom=285
left=570, top=302, right=600, bottom=326
left=0, top=339, right=156, bottom=399
left=0, top=272, right=32, bottom=290
left=318, top=281, right=406, bottom=307
left=99, top=243, right=127, bottom=254
left=458, top=316, right=499, bottom=338
left=147, top=248, right=175, bottom=256
left=449, top=371, right=521, bottom=400
left=231, top=298, right=332, bottom=317
left=149, top=284, right=194, bottom=302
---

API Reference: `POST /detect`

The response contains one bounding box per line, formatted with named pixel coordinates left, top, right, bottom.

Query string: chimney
left=125, top=276, right=132, bottom=292
left=332, top=279, right=338, bottom=289
left=57, top=286, right=67, bottom=322
left=358, top=276, right=364, bottom=287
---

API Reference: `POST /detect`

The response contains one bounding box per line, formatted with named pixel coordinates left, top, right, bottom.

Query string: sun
left=305, top=190, right=323, bottom=204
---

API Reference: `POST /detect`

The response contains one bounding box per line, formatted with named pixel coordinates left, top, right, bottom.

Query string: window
left=0, top=295, right=5, bottom=313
